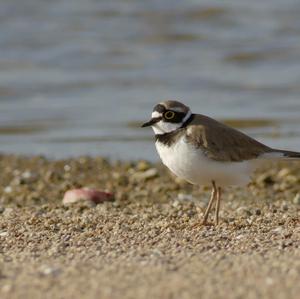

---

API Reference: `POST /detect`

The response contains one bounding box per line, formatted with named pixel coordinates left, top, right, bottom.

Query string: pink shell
left=63, top=188, right=114, bottom=205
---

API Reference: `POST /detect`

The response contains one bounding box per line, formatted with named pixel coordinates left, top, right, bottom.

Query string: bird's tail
left=277, top=149, right=300, bottom=159
left=262, top=149, right=300, bottom=160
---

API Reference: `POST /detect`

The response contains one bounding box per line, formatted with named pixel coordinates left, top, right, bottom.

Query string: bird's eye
left=164, top=111, right=175, bottom=120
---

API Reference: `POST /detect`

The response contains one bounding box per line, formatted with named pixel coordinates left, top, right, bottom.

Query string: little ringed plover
left=142, top=100, right=300, bottom=225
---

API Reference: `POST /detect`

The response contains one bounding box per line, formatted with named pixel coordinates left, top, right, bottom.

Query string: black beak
left=141, top=117, right=161, bottom=128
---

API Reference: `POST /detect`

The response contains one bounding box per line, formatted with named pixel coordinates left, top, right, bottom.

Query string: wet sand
left=0, top=155, right=299, bottom=299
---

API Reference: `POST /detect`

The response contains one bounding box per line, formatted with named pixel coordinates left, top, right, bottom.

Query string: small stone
left=293, top=193, right=300, bottom=205
left=255, top=173, right=274, bottom=185
left=2, top=284, right=12, bottom=293
left=45, top=170, right=55, bottom=181
left=12, top=169, right=21, bottom=176
left=278, top=182, right=289, bottom=191
left=3, top=208, right=14, bottom=217
left=40, top=266, right=61, bottom=277
left=255, top=209, right=261, bottom=216
left=131, top=168, right=158, bottom=181
left=265, top=277, right=274, bottom=285
left=272, top=227, right=283, bottom=234
left=236, top=206, right=252, bottom=216
left=62, top=188, right=114, bottom=205
left=284, top=175, right=298, bottom=184
left=277, top=168, right=291, bottom=179
left=177, top=193, right=195, bottom=201
left=21, top=171, right=38, bottom=183
left=172, top=200, right=181, bottom=208
left=0, top=231, right=8, bottom=237
left=174, top=177, right=188, bottom=185
left=64, top=164, right=71, bottom=172
left=4, top=186, right=12, bottom=193
left=136, top=161, right=151, bottom=171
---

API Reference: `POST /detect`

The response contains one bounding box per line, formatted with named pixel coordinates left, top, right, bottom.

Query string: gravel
left=0, top=154, right=299, bottom=299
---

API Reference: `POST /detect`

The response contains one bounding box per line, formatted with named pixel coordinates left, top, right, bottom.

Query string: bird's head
left=142, top=100, right=192, bottom=135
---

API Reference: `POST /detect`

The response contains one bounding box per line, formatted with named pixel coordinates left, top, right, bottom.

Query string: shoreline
left=0, top=154, right=299, bottom=299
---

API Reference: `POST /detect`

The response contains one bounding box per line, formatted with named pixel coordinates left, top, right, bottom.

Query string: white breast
left=155, top=136, right=255, bottom=187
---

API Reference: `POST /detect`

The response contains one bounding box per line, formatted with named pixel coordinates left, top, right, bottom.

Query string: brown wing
left=186, top=114, right=272, bottom=162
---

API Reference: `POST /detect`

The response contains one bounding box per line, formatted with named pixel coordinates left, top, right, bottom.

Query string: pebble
left=20, top=171, right=38, bottom=184
left=62, top=188, right=114, bottom=205
left=293, top=193, right=300, bottom=205
left=284, top=175, right=298, bottom=184
left=64, top=164, right=71, bottom=172
left=4, top=186, right=13, bottom=193
left=1, top=284, right=12, bottom=293
left=172, top=200, right=181, bottom=208
left=177, top=193, right=195, bottom=201
left=131, top=168, right=158, bottom=181
left=174, top=177, right=188, bottom=185
left=40, top=266, right=61, bottom=277
left=277, top=168, right=291, bottom=179
left=0, top=231, right=8, bottom=237
left=265, top=277, right=274, bottom=286
left=255, top=208, right=261, bottom=216
left=136, top=161, right=151, bottom=171
left=255, top=173, right=274, bottom=185
left=272, top=227, right=283, bottom=234
left=3, top=208, right=14, bottom=217
left=236, top=207, right=252, bottom=216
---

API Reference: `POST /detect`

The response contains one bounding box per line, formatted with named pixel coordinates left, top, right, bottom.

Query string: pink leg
left=202, top=181, right=217, bottom=225
left=214, top=187, right=222, bottom=225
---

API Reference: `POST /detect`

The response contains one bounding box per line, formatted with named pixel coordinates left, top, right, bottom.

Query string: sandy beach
left=0, top=154, right=299, bottom=299
left=2, top=1, right=300, bottom=298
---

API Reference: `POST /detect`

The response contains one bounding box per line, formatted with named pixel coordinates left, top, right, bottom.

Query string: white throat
left=151, top=110, right=192, bottom=135
left=152, top=121, right=180, bottom=135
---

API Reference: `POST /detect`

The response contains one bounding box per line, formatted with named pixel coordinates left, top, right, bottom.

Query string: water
left=1, top=0, right=300, bottom=161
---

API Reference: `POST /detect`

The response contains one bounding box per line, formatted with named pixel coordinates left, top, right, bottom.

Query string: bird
left=142, top=100, right=300, bottom=225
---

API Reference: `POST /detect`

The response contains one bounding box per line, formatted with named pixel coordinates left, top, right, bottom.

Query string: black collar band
left=155, top=114, right=195, bottom=146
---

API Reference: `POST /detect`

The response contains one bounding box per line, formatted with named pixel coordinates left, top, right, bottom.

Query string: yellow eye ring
left=164, top=111, right=175, bottom=120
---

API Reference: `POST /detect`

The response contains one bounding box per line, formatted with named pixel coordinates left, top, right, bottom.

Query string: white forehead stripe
left=151, top=111, right=162, bottom=118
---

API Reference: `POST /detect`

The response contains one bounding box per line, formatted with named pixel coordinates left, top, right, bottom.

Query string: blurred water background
left=1, top=0, right=300, bottom=161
